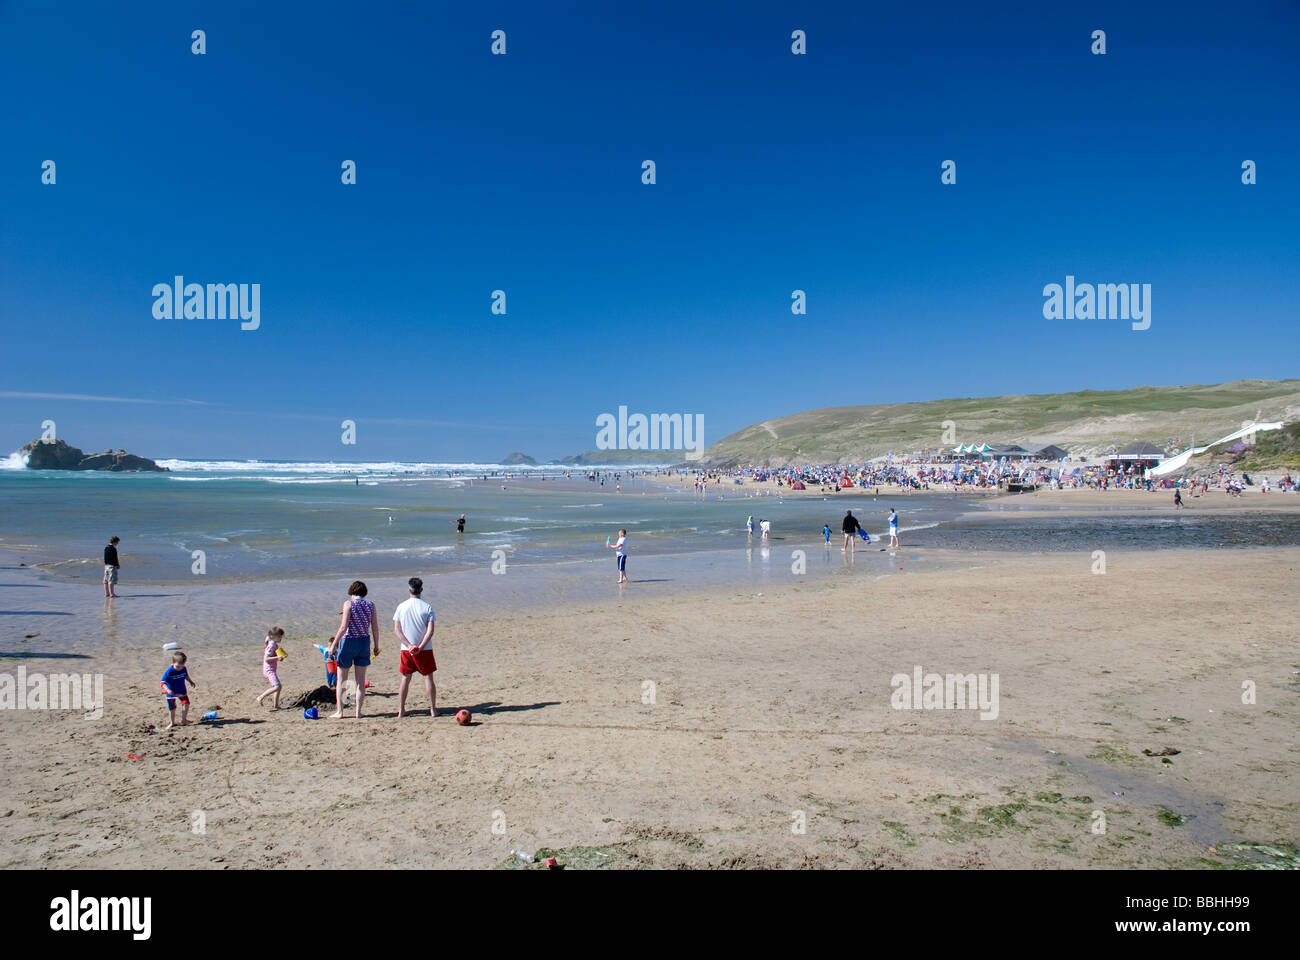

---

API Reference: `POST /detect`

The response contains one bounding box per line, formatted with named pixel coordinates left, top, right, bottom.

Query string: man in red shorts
left=393, top=576, right=437, bottom=718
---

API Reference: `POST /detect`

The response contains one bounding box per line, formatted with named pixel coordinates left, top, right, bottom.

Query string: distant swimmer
left=456, top=514, right=466, bottom=533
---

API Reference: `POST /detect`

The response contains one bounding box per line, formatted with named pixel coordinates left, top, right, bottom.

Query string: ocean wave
left=335, top=545, right=461, bottom=557
left=155, top=459, right=576, bottom=475
left=1, top=452, right=30, bottom=470
left=336, top=547, right=421, bottom=557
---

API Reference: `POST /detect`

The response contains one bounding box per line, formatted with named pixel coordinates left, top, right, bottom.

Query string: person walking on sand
left=842, top=510, right=861, bottom=555
left=888, top=508, right=899, bottom=549
left=607, top=529, right=628, bottom=583
left=160, top=650, right=196, bottom=728
left=1174, top=487, right=1184, bottom=509
left=103, top=536, right=121, bottom=598
left=256, top=627, right=286, bottom=709
left=393, top=577, right=437, bottom=718
left=328, top=581, right=379, bottom=718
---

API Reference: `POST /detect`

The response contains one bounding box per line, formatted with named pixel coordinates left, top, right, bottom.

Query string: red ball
left=455, top=709, right=471, bottom=725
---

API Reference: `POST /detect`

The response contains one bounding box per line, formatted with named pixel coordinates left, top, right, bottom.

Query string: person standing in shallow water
left=841, top=511, right=860, bottom=555
left=103, top=536, right=121, bottom=598
left=328, top=581, right=379, bottom=718
left=456, top=514, right=466, bottom=534
left=607, top=529, right=628, bottom=583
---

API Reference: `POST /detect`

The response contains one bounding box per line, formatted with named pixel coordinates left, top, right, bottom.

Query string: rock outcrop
left=19, top=438, right=168, bottom=472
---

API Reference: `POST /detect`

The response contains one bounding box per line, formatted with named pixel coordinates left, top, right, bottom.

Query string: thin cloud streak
left=0, top=391, right=211, bottom=405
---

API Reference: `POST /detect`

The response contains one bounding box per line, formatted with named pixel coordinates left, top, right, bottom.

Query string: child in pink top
left=256, top=626, right=286, bottom=709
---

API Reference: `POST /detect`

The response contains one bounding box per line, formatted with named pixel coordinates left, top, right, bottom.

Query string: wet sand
left=1, top=535, right=1296, bottom=869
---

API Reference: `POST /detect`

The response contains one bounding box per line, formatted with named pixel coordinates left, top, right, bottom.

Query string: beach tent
left=790, top=480, right=805, bottom=490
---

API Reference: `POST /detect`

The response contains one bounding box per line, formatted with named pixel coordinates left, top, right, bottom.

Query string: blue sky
left=2, top=0, right=1297, bottom=461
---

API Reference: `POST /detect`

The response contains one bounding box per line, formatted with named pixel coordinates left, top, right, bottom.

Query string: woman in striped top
left=328, top=580, right=380, bottom=718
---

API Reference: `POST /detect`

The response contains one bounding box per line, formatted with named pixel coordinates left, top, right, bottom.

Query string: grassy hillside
left=1235, top=421, right=1300, bottom=472
left=702, top=379, right=1300, bottom=466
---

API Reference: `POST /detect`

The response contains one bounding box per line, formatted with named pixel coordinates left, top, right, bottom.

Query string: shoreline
left=7, top=484, right=1299, bottom=591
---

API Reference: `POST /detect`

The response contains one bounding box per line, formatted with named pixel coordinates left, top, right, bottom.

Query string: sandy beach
left=2, top=491, right=1297, bottom=870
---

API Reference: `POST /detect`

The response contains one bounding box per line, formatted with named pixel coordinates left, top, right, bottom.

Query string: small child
left=823, top=524, right=831, bottom=543
left=161, top=651, right=196, bottom=728
left=256, top=626, right=286, bottom=709
left=313, top=642, right=339, bottom=688
left=606, top=528, right=628, bottom=584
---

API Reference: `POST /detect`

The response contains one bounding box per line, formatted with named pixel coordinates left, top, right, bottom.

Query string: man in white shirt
left=393, top=576, right=437, bottom=718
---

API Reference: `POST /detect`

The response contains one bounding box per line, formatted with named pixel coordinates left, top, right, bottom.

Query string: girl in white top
left=606, top=529, right=628, bottom=583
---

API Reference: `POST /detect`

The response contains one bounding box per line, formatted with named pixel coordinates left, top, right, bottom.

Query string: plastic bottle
left=510, top=850, right=535, bottom=864
left=202, top=710, right=218, bottom=721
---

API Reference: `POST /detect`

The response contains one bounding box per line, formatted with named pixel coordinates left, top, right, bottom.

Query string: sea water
left=1, top=460, right=1298, bottom=588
